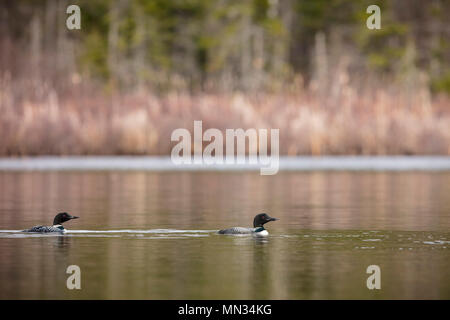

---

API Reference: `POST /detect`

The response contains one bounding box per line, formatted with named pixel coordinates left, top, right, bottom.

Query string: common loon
left=23, top=212, right=79, bottom=233
left=218, top=213, right=278, bottom=236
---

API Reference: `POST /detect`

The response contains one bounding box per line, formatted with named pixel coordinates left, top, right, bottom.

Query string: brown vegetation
left=1, top=1, right=449, bottom=156
left=1, top=70, right=449, bottom=156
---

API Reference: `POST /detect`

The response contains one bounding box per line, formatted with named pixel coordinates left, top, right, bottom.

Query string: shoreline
left=0, top=156, right=449, bottom=171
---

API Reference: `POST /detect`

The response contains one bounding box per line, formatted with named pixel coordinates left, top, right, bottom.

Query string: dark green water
left=0, top=171, right=449, bottom=299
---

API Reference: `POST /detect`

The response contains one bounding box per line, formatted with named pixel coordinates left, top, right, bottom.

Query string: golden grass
left=0, top=72, right=449, bottom=156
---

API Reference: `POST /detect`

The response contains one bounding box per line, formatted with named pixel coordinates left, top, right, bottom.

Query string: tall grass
left=0, top=69, right=449, bottom=156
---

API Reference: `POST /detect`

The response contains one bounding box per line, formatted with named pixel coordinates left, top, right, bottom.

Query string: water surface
left=0, top=171, right=449, bottom=299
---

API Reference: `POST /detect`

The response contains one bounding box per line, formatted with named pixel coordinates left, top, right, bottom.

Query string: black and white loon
left=218, top=213, right=278, bottom=236
left=23, top=212, right=79, bottom=233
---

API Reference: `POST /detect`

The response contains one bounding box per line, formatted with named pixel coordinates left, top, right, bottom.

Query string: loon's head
left=253, top=213, right=278, bottom=228
left=53, top=212, right=79, bottom=225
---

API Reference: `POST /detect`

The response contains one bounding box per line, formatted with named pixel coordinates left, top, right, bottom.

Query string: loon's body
left=23, top=212, right=79, bottom=233
left=218, top=213, right=278, bottom=236
left=25, top=225, right=66, bottom=233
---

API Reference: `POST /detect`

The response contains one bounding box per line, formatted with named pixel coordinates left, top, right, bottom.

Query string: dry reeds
left=0, top=70, right=449, bottom=156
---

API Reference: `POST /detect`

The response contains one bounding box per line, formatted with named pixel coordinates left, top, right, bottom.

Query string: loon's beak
left=70, top=215, right=79, bottom=220
left=269, top=217, right=279, bottom=222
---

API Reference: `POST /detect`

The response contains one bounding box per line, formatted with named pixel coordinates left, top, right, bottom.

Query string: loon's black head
left=253, top=213, right=278, bottom=228
left=53, top=212, right=79, bottom=225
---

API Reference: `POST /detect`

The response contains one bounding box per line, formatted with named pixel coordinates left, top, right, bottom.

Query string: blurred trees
left=1, top=0, right=449, bottom=94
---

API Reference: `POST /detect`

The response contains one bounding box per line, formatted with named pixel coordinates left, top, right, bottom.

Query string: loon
left=218, top=213, right=278, bottom=236
left=23, top=212, right=79, bottom=233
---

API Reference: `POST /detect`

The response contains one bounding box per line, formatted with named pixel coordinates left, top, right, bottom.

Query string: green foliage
left=252, top=0, right=269, bottom=23
left=431, top=71, right=450, bottom=94
left=2, top=0, right=449, bottom=93
left=80, top=30, right=110, bottom=80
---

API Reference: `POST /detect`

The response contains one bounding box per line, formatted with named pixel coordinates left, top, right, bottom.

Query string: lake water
left=0, top=170, right=449, bottom=299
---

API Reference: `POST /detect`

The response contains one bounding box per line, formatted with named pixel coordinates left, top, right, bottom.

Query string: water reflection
left=53, top=235, right=72, bottom=249
left=1, top=171, right=449, bottom=231
left=0, top=171, right=449, bottom=299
